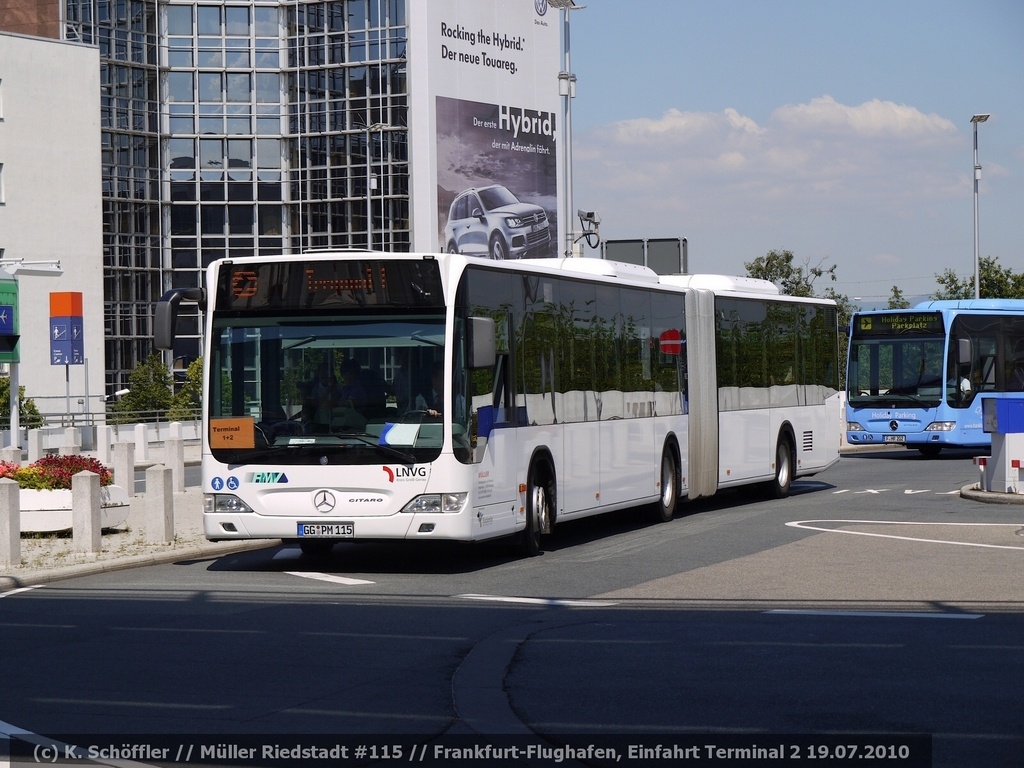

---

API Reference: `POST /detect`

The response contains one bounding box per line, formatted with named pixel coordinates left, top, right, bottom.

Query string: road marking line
left=787, top=520, right=1024, bottom=551
left=767, top=609, right=983, bottom=620
left=0, top=585, right=43, bottom=600
left=456, top=593, right=618, bottom=608
left=284, top=571, right=375, bottom=585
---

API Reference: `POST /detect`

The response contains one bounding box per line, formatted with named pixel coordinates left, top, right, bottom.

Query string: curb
left=0, top=539, right=277, bottom=591
left=959, top=484, right=1024, bottom=505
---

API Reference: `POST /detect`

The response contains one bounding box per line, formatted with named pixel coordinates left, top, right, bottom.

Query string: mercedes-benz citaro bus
left=846, top=300, right=1024, bottom=456
left=155, top=250, right=841, bottom=558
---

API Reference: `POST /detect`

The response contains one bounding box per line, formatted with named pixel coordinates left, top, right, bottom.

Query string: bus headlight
left=204, top=494, right=254, bottom=514
left=401, top=493, right=468, bottom=514
left=924, top=422, right=957, bottom=432
left=846, top=422, right=865, bottom=432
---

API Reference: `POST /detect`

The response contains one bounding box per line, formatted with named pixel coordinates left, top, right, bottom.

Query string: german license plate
left=297, top=522, right=354, bottom=538
left=883, top=435, right=906, bottom=443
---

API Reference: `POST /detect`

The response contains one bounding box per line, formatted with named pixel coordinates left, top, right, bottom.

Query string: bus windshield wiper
left=340, top=433, right=417, bottom=463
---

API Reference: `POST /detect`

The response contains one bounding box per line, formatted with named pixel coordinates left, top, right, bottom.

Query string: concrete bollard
left=0, top=447, right=21, bottom=465
left=64, top=427, right=82, bottom=452
left=145, top=464, right=174, bottom=544
left=96, top=425, right=113, bottom=465
left=133, top=424, right=149, bottom=462
left=112, top=441, right=136, bottom=496
left=164, top=438, right=185, bottom=493
left=0, top=478, right=20, bottom=568
left=27, top=429, right=44, bottom=464
left=72, top=470, right=102, bottom=555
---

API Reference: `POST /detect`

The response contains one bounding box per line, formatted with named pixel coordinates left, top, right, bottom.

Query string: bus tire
left=299, top=539, right=335, bottom=558
left=765, top=435, right=794, bottom=499
left=918, top=445, right=942, bottom=457
left=523, top=462, right=553, bottom=557
left=651, top=444, right=679, bottom=523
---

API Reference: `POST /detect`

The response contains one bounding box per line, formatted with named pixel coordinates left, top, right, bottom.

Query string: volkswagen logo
left=313, top=490, right=336, bottom=513
left=889, top=420, right=899, bottom=431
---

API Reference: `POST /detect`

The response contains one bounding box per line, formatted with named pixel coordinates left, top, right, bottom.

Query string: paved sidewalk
left=0, top=444, right=274, bottom=591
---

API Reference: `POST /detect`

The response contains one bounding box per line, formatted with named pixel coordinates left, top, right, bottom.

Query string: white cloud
left=573, top=95, right=969, bottom=281
left=576, top=96, right=962, bottom=222
left=771, top=95, right=957, bottom=140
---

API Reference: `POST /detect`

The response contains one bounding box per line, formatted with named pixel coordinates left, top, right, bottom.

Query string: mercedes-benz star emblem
left=313, top=490, right=336, bottom=513
left=889, top=420, right=899, bottom=431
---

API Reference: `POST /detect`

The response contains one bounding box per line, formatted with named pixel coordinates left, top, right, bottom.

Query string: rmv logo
left=249, top=471, right=288, bottom=484
left=382, top=466, right=427, bottom=483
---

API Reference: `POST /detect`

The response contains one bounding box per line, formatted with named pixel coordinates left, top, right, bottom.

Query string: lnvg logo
left=382, top=466, right=428, bottom=483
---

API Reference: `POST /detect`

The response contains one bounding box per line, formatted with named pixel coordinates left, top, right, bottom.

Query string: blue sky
left=566, top=0, right=1023, bottom=304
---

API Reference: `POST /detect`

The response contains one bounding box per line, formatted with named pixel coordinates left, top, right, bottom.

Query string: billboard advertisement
left=407, top=0, right=562, bottom=258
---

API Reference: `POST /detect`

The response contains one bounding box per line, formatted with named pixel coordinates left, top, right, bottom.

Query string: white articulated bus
left=155, top=251, right=841, bottom=557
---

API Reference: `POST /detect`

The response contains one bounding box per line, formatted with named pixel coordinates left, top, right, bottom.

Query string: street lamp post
left=548, top=0, right=583, bottom=258
left=971, top=113, right=990, bottom=300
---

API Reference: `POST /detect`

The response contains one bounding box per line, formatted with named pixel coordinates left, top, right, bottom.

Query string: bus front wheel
left=523, top=464, right=553, bottom=557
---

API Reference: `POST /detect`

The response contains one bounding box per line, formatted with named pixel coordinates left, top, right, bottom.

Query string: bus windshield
left=847, top=333, right=946, bottom=407
left=208, top=312, right=447, bottom=465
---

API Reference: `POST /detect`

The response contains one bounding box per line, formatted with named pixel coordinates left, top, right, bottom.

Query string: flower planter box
left=19, top=485, right=130, bottom=533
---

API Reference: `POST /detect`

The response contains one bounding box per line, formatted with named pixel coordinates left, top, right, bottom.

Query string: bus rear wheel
left=651, top=446, right=679, bottom=523
left=765, top=435, right=794, bottom=499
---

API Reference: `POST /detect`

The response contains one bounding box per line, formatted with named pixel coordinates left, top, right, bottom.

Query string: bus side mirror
left=155, top=287, right=205, bottom=351
left=467, top=316, right=496, bottom=370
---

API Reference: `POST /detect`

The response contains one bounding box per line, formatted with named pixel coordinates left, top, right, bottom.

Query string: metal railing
left=1, top=419, right=201, bottom=462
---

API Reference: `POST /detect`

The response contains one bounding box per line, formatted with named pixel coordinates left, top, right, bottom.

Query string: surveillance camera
left=577, top=210, right=600, bottom=225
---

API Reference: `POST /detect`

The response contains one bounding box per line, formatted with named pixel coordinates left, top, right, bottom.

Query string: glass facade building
left=57, top=0, right=410, bottom=386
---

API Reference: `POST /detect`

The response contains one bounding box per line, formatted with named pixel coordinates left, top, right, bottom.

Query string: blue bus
left=846, top=300, right=1024, bottom=455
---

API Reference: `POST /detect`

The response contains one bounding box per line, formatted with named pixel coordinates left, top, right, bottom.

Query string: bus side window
left=1012, top=360, right=1024, bottom=391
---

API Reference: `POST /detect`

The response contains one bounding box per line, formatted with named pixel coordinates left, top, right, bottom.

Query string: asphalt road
left=2, top=448, right=1022, bottom=768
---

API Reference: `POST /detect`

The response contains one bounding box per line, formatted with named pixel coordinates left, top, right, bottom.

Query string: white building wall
left=0, top=33, right=105, bottom=419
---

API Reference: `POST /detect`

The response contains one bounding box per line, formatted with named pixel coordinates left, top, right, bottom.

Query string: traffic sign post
left=0, top=279, right=19, bottom=363
left=50, top=292, right=84, bottom=366
left=50, top=292, right=85, bottom=419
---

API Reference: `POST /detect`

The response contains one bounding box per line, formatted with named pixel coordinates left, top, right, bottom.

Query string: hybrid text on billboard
left=499, top=105, right=555, bottom=140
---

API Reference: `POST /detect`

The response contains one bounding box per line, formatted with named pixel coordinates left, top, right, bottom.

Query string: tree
left=167, top=357, right=202, bottom=421
left=108, top=352, right=173, bottom=423
left=888, top=286, right=911, bottom=309
left=0, top=377, right=44, bottom=429
left=933, top=256, right=1024, bottom=300
left=745, top=248, right=857, bottom=334
left=744, top=249, right=834, bottom=297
